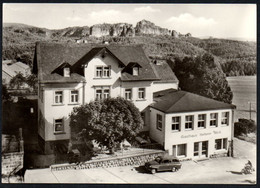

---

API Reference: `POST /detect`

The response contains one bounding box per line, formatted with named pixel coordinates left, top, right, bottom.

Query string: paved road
left=24, top=138, right=256, bottom=184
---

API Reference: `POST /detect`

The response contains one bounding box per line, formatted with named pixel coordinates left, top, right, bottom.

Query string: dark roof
left=151, top=89, right=236, bottom=113
left=150, top=61, right=178, bottom=83
left=34, top=42, right=159, bottom=83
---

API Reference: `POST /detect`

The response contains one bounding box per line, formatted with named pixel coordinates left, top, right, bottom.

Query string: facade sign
left=181, top=130, right=221, bottom=139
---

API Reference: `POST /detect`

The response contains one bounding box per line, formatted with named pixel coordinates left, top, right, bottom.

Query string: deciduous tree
left=70, top=97, right=143, bottom=154
left=174, top=53, right=233, bottom=104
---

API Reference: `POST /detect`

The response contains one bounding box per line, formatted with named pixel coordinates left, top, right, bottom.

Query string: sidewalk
left=24, top=138, right=256, bottom=184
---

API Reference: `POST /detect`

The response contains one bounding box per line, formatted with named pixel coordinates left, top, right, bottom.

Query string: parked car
left=144, top=156, right=182, bottom=174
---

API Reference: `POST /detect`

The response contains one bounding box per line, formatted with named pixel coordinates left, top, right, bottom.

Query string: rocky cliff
left=90, top=23, right=135, bottom=37
left=3, top=20, right=192, bottom=40
left=135, top=20, right=172, bottom=36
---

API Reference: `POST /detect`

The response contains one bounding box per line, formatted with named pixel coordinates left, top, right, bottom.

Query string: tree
left=174, top=53, right=233, bottom=104
left=9, top=73, right=37, bottom=92
left=70, top=97, right=143, bottom=154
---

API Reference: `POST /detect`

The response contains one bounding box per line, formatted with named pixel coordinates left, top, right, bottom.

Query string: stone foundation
left=2, top=152, right=24, bottom=175
left=51, top=151, right=164, bottom=171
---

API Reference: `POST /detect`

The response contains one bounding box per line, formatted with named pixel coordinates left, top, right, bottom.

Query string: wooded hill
left=2, top=22, right=256, bottom=76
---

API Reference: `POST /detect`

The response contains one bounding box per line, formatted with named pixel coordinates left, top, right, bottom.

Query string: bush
left=234, top=118, right=256, bottom=137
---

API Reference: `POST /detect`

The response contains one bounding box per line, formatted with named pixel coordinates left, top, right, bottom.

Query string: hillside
left=2, top=21, right=256, bottom=76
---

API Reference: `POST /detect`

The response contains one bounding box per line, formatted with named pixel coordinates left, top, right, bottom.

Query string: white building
left=150, top=89, right=235, bottom=159
left=33, top=42, right=235, bottom=159
left=33, top=42, right=178, bottom=154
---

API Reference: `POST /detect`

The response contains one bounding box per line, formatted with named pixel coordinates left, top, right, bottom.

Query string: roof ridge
left=165, top=91, right=187, bottom=112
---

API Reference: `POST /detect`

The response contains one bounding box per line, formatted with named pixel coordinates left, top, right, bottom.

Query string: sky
left=3, top=3, right=257, bottom=40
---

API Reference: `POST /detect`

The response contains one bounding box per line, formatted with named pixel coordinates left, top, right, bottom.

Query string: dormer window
left=64, top=67, right=70, bottom=77
left=133, top=67, right=139, bottom=76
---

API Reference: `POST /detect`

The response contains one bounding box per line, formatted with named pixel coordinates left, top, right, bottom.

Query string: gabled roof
left=34, top=42, right=159, bottom=83
left=150, top=60, right=178, bottom=83
left=151, top=89, right=235, bottom=113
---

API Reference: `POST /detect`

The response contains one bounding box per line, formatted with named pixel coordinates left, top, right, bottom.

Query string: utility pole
left=249, top=101, right=252, bottom=120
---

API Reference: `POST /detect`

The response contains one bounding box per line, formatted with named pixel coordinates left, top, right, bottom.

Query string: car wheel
left=172, top=167, right=176, bottom=172
left=151, top=169, right=156, bottom=174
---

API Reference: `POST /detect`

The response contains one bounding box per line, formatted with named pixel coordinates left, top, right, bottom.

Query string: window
left=185, top=115, right=193, bottom=130
left=95, top=87, right=110, bottom=100
left=54, top=91, right=63, bottom=104
left=172, top=117, right=180, bottom=131
left=133, top=67, right=139, bottom=76
left=198, top=114, right=206, bottom=128
left=215, top=138, right=227, bottom=150
left=63, top=67, right=70, bottom=77
left=173, top=144, right=186, bottom=157
left=70, top=90, right=79, bottom=103
left=95, top=66, right=111, bottom=78
left=221, top=112, right=229, bottom=126
left=103, top=66, right=111, bottom=77
left=210, top=113, right=218, bottom=127
left=96, top=66, right=103, bottom=77
left=103, top=89, right=110, bottom=99
left=194, top=142, right=199, bottom=156
left=95, top=89, right=102, bottom=100
left=54, top=119, right=64, bottom=133
left=138, top=88, right=145, bottom=100
left=125, top=89, right=132, bottom=100
left=156, top=114, right=162, bottom=131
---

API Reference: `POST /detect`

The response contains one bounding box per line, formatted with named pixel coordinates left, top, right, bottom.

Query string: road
left=24, top=138, right=256, bottom=184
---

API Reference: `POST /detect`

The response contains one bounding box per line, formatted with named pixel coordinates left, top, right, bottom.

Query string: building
left=33, top=42, right=235, bottom=159
left=2, top=60, right=31, bottom=85
left=33, top=42, right=177, bottom=154
left=150, top=89, right=235, bottom=159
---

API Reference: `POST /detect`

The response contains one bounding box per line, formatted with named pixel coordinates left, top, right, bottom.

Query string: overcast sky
left=3, top=3, right=256, bottom=40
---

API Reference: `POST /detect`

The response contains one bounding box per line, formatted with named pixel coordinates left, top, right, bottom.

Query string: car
left=144, top=156, right=182, bottom=174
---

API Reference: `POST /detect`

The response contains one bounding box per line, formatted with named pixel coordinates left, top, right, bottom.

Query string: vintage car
left=144, top=156, right=182, bottom=174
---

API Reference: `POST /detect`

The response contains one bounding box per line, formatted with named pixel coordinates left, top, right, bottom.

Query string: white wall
left=41, top=82, right=84, bottom=141
left=149, top=108, right=165, bottom=145
left=152, top=82, right=178, bottom=93
left=83, top=54, right=122, bottom=103
left=149, top=108, right=233, bottom=159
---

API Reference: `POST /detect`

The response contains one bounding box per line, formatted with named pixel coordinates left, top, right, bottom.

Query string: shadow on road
left=134, top=166, right=148, bottom=174
left=241, top=179, right=256, bottom=184
left=226, top=170, right=243, bottom=175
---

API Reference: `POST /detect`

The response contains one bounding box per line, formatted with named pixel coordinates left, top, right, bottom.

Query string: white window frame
left=221, top=112, right=229, bottom=126
left=54, top=118, right=64, bottom=134
left=125, top=89, right=132, bottom=100
left=95, top=66, right=111, bottom=78
left=95, top=86, right=110, bottom=100
left=173, top=144, right=187, bottom=157
left=172, top=116, right=180, bottom=131
left=156, top=114, right=162, bottom=131
left=215, top=138, right=228, bottom=150
left=103, top=88, right=110, bottom=99
left=185, top=115, right=193, bottom=130
left=95, top=66, right=103, bottom=78
left=54, top=91, right=63, bottom=104
left=63, top=67, right=70, bottom=77
left=210, top=113, right=218, bottom=127
left=103, top=66, right=111, bottom=78
left=198, top=114, right=206, bottom=128
left=138, top=88, right=146, bottom=100
left=70, top=90, right=79, bottom=103
left=133, top=67, right=139, bottom=76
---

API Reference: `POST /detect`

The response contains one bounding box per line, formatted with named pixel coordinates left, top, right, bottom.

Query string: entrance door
left=193, top=141, right=208, bottom=158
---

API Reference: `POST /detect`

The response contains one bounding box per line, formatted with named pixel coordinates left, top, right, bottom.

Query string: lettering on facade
left=199, top=133, right=212, bottom=136
left=181, top=134, right=197, bottom=138
left=181, top=131, right=221, bottom=139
